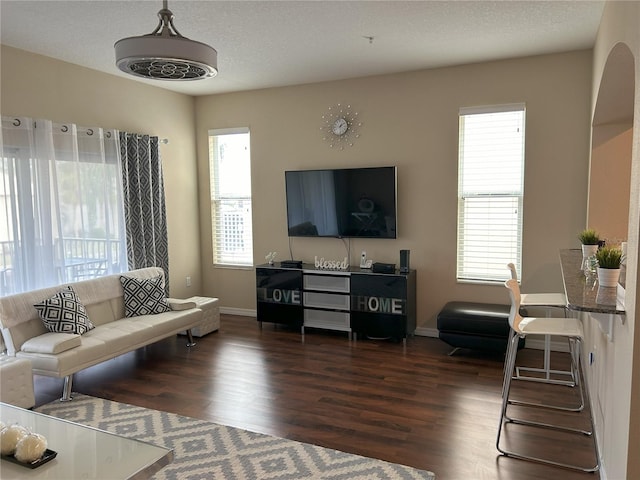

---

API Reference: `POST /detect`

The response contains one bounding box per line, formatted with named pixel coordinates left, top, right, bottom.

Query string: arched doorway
left=589, top=42, right=635, bottom=239
left=589, top=41, right=636, bottom=477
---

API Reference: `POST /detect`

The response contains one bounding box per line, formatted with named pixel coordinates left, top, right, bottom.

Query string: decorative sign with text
left=351, top=295, right=405, bottom=315
left=314, top=256, right=349, bottom=270
left=257, top=288, right=301, bottom=305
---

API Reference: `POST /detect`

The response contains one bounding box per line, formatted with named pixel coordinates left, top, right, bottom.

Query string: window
left=208, top=128, right=253, bottom=267
left=457, top=104, right=525, bottom=282
left=0, top=117, right=127, bottom=295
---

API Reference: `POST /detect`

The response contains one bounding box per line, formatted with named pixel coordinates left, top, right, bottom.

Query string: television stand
left=255, top=263, right=416, bottom=343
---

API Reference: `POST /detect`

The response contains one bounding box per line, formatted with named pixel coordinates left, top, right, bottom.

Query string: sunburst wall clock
left=321, top=103, right=362, bottom=150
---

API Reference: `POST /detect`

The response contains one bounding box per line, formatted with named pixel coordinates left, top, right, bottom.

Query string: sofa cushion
left=133, top=309, right=202, bottom=337
left=18, top=335, right=108, bottom=376
left=21, top=332, right=81, bottom=354
left=120, top=275, right=171, bottom=317
left=83, top=321, right=154, bottom=351
left=33, top=286, right=95, bottom=335
left=85, top=300, right=117, bottom=327
left=168, top=299, right=197, bottom=311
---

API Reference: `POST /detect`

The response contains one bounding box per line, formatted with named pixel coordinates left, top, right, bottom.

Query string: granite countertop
left=559, top=249, right=626, bottom=315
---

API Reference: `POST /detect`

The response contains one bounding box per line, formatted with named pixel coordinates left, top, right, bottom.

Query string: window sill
left=213, top=264, right=254, bottom=271
left=456, top=279, right=505, bottom=286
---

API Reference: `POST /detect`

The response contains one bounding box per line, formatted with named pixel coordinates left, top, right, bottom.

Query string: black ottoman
left=437, top=301, right=523, bottom=355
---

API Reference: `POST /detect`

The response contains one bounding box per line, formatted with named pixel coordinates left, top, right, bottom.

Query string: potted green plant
left=579, top=228, right=600, bottom=273
left=578, top=229, right=600, bottom=245
left=595, top=246, right=622, bottom=287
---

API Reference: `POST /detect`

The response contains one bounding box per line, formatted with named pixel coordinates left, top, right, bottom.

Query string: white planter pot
left=597, top=267, right=620, bottom=287
left=582, top=244, right=599, bottom=257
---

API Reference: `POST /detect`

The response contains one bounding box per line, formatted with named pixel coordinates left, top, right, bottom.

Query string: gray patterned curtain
left=119, top=132, right=169, bottom=291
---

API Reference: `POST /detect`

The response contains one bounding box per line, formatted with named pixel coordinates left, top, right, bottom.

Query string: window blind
left=208, top=128, right=253, bottom=267
left=457, top=105, right=525, bottom=282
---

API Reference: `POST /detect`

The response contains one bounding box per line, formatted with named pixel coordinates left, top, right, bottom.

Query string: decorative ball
left=15, top=433, right=48, bottom=463
left=0, top=424, right=28, bottom=455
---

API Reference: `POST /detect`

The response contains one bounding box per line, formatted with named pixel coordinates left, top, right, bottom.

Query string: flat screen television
left=285, top=166, right=397, bottom=238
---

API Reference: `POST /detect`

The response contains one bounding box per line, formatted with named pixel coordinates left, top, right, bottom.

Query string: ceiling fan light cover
left=114, top=2, right=217, bottom=81
left=115, top=35, right=218, bottom=80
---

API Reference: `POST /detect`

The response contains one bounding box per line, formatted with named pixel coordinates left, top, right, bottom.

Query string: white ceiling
left=0, top=0, right=606, bottom=97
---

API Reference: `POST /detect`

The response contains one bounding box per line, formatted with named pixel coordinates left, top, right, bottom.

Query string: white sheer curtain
left=0, top=116, right=127, bottom=295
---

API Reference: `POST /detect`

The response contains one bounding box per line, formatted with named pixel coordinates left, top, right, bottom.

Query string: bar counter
left=559, top=249, right=626, bottom=315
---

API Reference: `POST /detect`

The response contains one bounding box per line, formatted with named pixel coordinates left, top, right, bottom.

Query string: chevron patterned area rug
left=36, top=394, right=436, bottom=479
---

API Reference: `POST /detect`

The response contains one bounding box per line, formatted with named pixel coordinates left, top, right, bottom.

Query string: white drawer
left=303, top=291, right=350, bottom=310
left=304, top=309, right=350, bottom=332
left=303, top=274, right=350, bottom=293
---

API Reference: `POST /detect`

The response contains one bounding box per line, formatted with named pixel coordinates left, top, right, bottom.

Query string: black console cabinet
left=350, top=270, right=416, bottom=341
left=256, top=264, right=416, bottom=341
left=256, top=267, right=303, bottom=328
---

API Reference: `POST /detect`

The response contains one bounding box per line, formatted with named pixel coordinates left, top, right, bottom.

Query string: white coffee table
left=0, top=402, right=173, bottom=479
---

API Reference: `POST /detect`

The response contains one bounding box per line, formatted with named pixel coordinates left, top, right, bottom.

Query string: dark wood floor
left=34, top=315, right=600, bottom=480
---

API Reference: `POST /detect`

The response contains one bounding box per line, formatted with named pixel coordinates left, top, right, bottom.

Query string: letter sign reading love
left=269, top=289, right=301, bottom=305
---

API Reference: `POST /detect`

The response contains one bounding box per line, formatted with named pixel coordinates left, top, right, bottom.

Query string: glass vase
left=581, top=244, right=598, bottom=273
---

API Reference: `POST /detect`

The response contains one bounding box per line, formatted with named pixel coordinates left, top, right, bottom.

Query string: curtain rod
left=9, top=118, right=168, bottom=144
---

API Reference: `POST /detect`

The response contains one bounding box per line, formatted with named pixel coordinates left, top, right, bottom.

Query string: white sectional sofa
left=0, top=267, right=203, bottom=401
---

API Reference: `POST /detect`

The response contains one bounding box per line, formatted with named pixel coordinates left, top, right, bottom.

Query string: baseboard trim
left=220, top=307, right=256, bottom=317
left=415, top=327, right=438, bottom=337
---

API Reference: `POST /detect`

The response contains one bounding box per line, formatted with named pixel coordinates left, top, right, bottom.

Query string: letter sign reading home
left=351, top=295, right=404, bottom=315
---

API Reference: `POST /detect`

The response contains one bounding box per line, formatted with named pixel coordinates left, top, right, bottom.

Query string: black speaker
left=372, top=262, right=395, bottom=274
left=400, top=250, right=410, bottom=273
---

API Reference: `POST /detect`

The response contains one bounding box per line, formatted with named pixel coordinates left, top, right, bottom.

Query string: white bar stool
left=497, top=279, right=600, bottom=472
left=507, top=263, right=573, bottom=386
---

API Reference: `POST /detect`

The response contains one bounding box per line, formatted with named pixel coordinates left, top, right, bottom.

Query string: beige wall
left=0, top=46, right=592, bottom=327
left=589, top=125, right=632, bottom=240
left=196, top=51, right=592, bottom=328
left=0, top=46, right=201, bottom=298
left=590, top=1, right=640, bottom=478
